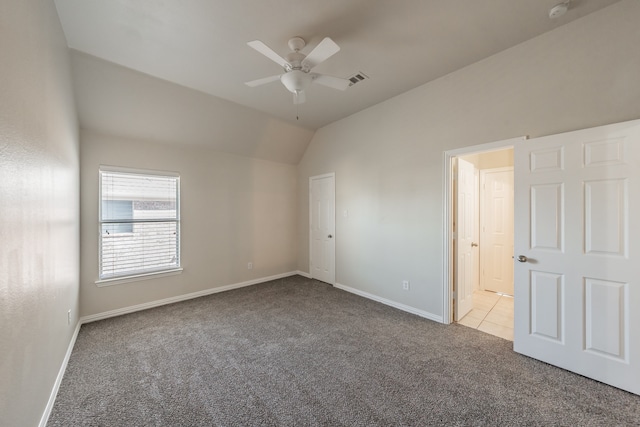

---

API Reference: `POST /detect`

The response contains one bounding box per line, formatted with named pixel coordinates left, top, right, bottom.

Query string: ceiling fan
left=245, top=36, right=351, bottom=105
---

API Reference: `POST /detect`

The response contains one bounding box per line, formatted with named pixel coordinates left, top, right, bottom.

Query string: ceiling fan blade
left=312, top=74, right=351, bottom=91
left=245, top=74, right=282, bottom=87
left=247, top=40, right=290, bottom=68
left=293, top=91, right=306, bottom=105
left=302, top=37, right=340, bottom=70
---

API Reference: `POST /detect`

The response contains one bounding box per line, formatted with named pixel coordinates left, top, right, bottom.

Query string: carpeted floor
left=48, top=275, right=640, bottom=426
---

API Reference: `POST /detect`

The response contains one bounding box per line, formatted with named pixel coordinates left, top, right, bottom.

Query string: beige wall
left=297, top=0, right=640, bottom=319
left=0, top=1, right=80, bottom=426
left=80, top=130, right=298, bottom=317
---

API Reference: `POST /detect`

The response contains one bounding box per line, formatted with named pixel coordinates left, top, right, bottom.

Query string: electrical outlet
left=67, top=309, right=71, bottom=325
left=247, top=262, right=253, bottom=270
left=402, top=280, right=410, bottom=291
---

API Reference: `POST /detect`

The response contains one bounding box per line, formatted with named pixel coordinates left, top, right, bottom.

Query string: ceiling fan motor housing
left=288, top=37, right=306, bottom=52
left=285, top=51, right=306, bottom=71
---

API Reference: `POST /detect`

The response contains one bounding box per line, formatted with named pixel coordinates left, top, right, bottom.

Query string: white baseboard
left=80, top=271, right=301, bottom=324
left=39, top=320, right=82, bottom=427
left=296, top=270, right=312, bottom=278
left=334, top=282, right=443, bottom=323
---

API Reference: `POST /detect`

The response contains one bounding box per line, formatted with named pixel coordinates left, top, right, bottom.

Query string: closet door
left=480, top=167, right=514, bottom=295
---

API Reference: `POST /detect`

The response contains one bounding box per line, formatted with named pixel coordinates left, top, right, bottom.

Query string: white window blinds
left=99, top=168, right=180, bottom=280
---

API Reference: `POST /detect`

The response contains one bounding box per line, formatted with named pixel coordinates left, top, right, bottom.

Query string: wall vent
left=348, top=72, right=369, bottom=87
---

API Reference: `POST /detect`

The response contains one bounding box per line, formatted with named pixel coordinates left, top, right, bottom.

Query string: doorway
left=443, top=121, right=640, bottom=394
left=457, top=150, right=514, bottom=340
left=442, top=136, right=524, bottom=340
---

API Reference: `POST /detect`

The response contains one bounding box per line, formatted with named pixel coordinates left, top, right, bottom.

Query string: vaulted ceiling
left=54, top=0, right=621, bottom=163
left=54, top=0, right=621, bottom=129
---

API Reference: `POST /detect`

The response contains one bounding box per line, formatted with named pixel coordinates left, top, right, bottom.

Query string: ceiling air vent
left=348, top=72, right=369, bottom=87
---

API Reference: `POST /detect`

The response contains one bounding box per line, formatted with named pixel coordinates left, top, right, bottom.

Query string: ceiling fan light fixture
left=246, top=36, right=350, bottom=106
left=280, top=70, right=312, bottom=94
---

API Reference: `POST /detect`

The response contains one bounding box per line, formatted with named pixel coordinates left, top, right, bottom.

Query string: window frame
left=96, top=165, right=182, bottom=286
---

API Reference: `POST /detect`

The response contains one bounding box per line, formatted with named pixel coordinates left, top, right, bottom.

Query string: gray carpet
left=48, top=275, right=640, bottom=426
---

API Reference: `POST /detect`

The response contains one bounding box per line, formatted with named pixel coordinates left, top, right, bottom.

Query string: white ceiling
left=54, top=0, right=620, bottom=131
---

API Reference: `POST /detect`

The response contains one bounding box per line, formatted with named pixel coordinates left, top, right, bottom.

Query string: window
left=99, top=167, right=180, bottom=282
left=102, top=200, right=133, bottom=233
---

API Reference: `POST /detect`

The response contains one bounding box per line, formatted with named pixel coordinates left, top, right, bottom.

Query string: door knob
left=328, top=234, right=333, bottom=238
left=471, top=242, right=478, bottom=247
left=517, top=255, right=527, bottom=263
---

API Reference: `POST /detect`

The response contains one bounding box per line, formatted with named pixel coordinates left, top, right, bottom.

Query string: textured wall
left=297, top=0, right=640, bottom=318
left=0, top=1, right=79, bottom=426
left=79, top=130, right=298, bottom=317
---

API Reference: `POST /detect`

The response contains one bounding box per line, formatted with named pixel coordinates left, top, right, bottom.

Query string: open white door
left=310, top=174, right=335, bottom=284
left=514, top=119, right=640, bottom=395
left=455, top=158, right=478, bottom=320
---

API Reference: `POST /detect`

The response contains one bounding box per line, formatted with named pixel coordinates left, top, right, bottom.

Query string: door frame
left=309, top=172, right=336, bottom=284
left=442, top=137, right=525, bottom=324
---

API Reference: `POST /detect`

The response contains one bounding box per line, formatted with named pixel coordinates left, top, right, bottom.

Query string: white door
left=514, top=119, right=640, bottom=395
left=481, top=167, right=514, bottom=295
left=455, top=158, right=478, bottom=320
left=310, top=174, right=335, bottom=284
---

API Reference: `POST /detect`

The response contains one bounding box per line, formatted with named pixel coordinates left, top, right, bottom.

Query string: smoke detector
left=549, top=2, right=570, bottom=19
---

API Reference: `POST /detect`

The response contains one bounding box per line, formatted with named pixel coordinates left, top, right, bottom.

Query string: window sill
left=95, top=268, right=183, bottom=287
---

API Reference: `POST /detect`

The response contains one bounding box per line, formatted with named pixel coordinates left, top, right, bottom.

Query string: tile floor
left=458, top=289, right=514, bottom=341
